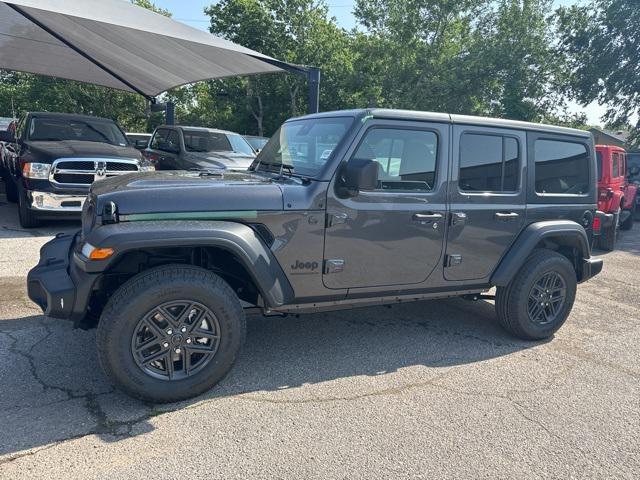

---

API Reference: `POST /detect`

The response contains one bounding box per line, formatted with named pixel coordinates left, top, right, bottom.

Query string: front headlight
left=22, top=162, right=51, bottom=179
left=139, top=161, right=155, bottom=172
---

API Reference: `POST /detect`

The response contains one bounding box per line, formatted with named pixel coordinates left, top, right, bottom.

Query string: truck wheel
left=495, top=250, right=577, bottom=340
left=96, top=265, right=246, bottom=403
left=596, top=210, right=619, bottom=251
left=17, top=185, right=41, bottom=228
left=620, top=204, right=635, bottom=231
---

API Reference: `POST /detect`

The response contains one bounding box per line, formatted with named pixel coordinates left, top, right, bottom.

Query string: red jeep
left=595, top=145, right=639, bottom=250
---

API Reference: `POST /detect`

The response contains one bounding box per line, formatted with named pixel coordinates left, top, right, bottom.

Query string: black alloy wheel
left=527, top=272, right=567, bottom=326
left=131, top=301, right=221, bottom=381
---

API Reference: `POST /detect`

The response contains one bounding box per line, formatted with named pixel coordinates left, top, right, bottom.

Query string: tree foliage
left=557, top=0, right=640, bottom=143
left=0, top=0, right=630, bottom=137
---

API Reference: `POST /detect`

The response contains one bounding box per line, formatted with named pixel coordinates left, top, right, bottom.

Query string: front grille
left=50, top=157, right=139, bottom=186
left=54, top=174, right=94, bottom=184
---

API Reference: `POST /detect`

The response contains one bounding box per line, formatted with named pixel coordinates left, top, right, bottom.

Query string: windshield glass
left=29, top=117, right=127, bottom=145
left=228, top=134, right=255, bottom=156
left=246, top=136, right=268, bottom=151
left=254, top=117, right=354, bottom=177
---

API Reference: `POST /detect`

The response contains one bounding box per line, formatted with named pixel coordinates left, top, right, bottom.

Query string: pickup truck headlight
left=22, top=162, right=51, bottom=179
left=139, top=161, right=155, bottom=172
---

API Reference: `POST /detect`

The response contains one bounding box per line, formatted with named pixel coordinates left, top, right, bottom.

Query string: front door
left=323, top=121, right=449, bottom=289
left=444, top=125, right=526, bottom=281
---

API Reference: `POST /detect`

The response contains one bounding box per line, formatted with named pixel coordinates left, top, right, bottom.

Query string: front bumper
left=28, top=190, right=86, bottom=212
left=27, top=232, right=96, bottom=322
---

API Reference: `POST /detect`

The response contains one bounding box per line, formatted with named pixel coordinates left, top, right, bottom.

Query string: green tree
left=557, top=0, right=640, bottom=143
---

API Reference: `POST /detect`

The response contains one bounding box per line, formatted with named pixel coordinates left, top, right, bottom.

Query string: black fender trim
left=491, top=220, right=594, bottom=287
left=77, top=220, right=295, bottom=307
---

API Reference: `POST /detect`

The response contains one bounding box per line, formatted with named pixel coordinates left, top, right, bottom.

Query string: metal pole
left=307, top=67, right=321, bottom=114
left=166, top=102, right=175, bottom=125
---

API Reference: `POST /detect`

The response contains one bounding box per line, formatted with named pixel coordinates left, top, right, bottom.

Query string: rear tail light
left=593, top=215, right=601, bottom=233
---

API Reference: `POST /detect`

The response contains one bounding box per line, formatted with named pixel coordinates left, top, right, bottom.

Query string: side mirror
left=342, top=158, right=379, bottom=195
left=0, top=130, right=16, bottom=143
left=134, top=139, right=148, bottom=150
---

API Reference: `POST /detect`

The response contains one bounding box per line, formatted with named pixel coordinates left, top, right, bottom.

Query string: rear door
left=445, top=125, right=526, bottom=281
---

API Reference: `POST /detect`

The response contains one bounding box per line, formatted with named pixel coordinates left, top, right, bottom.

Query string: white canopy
left=0, top=0, right=288, bottom=98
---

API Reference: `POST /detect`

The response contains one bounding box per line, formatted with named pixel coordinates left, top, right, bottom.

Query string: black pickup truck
left=0, top=112, right=153, bottom=228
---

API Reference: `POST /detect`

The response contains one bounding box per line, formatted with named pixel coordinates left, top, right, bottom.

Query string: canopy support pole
left=6, top=3, right=155, bottom=102
left=307, top=67, right=320, bottom=114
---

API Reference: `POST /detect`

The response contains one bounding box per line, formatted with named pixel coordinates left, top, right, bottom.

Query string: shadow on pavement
left=0, top=297, right=542, bottom=459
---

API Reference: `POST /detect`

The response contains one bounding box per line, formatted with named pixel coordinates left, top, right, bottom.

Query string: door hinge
left=326, top=212, right=348, bottom=227
left=445, top=254, right=462, bottom=267
left=324, top=259, right=345, bottom=274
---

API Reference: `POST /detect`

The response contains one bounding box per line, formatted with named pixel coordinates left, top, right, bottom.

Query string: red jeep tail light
left=598, top=187, right=614, bottom=199
left=593, top=215, right=601, bottom=233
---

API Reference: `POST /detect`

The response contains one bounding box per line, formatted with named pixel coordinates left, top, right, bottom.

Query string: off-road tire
left=596, top=210, right=618, bottom=251
left=4, top=176, right=17, bottom=203
left=96, top=265, right=246, bottom=403
left=620, top=204, right=635, bottom=231
left=495, top=250, right=577, bottom=340
left=17, top=184, right=41, bottom=228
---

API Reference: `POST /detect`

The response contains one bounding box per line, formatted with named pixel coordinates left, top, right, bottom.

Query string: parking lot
left=0, top=189, right=638, bottom=479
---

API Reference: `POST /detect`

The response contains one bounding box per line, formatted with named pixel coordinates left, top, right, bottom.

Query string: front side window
left=28, top=117, right=127, bottom=145
left=459, top=133, right=520, bottom=192
left=534, top=139, right=590, bottom=194
left=254, top=116, right=354, bottom=177
left=352, top=128, right=438, bottom=192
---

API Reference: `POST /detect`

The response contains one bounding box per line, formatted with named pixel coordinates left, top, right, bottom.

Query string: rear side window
left=534, top=140, right=590, bottom=195
left=459, top=133, right=520, bottom=192
left=352, top=128, right=438, bottom=192
left=596, top=152, right=603, bottom=180
left=612, top=153, right=619, bottom=177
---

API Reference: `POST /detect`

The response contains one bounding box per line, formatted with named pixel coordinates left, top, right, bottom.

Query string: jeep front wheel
left=495, top=250, right=577, bottom=340
left=96, top=265, right=246, bottom=403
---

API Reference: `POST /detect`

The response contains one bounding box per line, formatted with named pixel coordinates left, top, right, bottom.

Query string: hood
left=90, top=170, right=284, bottom=216
left=186, top=151, right=255, bottom=170
left=26, top=140, right=141, bottom=162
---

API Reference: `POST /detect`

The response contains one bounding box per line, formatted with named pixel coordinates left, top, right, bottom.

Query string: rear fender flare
left=77, top=220, right=295, bottom=307
left=491, top=220, right=591, bottom=287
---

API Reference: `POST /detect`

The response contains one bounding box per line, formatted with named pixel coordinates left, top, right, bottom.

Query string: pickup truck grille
left=50, top=158, right=139, bottom=186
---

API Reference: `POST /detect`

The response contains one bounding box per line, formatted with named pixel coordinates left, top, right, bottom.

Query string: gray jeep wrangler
left=28, top=109, right=603, bottom=402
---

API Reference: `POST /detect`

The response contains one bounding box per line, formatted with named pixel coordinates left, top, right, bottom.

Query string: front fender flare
left=491, top=220, right=591, bottom=287
left=76, top=220, right=295, bottom=307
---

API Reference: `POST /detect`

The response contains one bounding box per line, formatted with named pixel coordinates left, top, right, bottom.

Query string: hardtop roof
left=291, top=109, right=591, bottom=138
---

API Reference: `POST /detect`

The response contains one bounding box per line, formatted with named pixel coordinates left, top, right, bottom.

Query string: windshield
left=183, top=130, right=254, bottom=155
left=29, top=117, right=127, bottom=145
left=228, top=134, right=255, bottom=156
left=246, top=136, right=268, bottom=151
left=254, top=117, right=354, bottom=177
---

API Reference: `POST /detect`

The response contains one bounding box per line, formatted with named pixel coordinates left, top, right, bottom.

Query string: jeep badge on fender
left=27, top=109, right=603, bottom=403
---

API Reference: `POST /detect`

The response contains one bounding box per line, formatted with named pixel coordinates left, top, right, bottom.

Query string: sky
left=152, top=0, right=604, bottom=125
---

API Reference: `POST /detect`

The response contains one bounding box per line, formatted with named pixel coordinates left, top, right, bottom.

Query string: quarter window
left=534, top=140, right=590, bottom=194
left=351, top=128, right=438, bottom=192
left=612, top=153, right=620, bottom=177
left=459, top=133, right=520, bottom=192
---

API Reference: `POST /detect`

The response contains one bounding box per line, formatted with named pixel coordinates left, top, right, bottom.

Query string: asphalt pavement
left=0, top=189, right=638, bottom=479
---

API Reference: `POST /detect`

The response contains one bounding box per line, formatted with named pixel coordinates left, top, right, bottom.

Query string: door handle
left=413, top=213, right=443, bottom=222
left=495, top=212, right=520, bottom=221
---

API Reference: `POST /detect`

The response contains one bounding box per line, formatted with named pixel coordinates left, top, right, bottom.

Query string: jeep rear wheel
left=495, top=250, right=577, bottom=340
left=96, top=265, right=246, bottom=403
